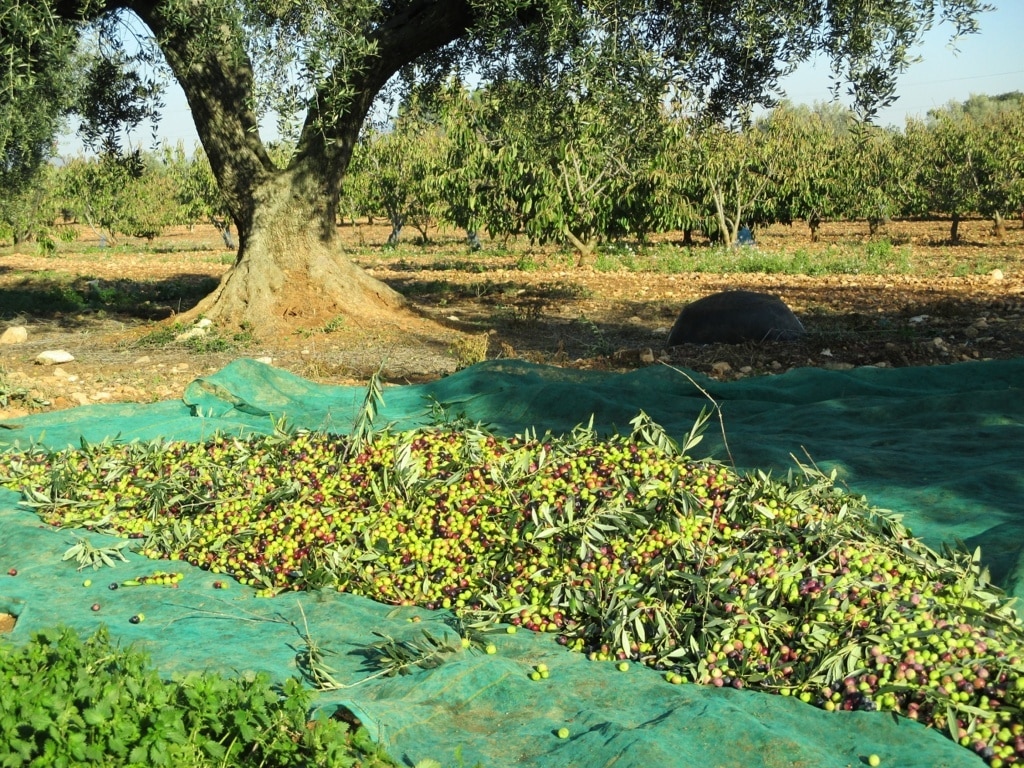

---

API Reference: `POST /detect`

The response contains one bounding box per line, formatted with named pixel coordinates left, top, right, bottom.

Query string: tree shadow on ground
left=0, top=273, right=220, bottom=326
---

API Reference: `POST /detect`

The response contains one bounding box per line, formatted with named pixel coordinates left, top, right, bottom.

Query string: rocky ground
left=1, top=218, right=1022, bottom=423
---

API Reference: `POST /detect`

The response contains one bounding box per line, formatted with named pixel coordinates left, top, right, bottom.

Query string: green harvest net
left=2, top=357, right=1022, bottom=767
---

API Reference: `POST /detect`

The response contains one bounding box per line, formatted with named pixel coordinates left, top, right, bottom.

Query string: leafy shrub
left=0, top=626, right=397, bottom=767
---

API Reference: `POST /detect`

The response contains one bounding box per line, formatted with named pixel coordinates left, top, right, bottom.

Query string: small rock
left=255, top=356, right=274, bottom=365
left=739, top=365, right=753, bottom=374
left=711, top=361, right=732, bottom=375
left=133, top=356, right=152, bottom=365
left=90, top=392, right=112, bottom=401
left=35, top=350, right=75, bottom=366
left=613, top=348, right=645, bottom=363
left=0, top=326, right=28, bottom=344
left=639, top=348, right=655, bottom=364
left=824, top=362, right=855, bottom=371
left=175, top=326, right=209, bottom=341
left=70, top=392, right=91, bottom=406
left=989, top=268, right=1004, bottom=281
left=963, top=325, right=980, bottom=339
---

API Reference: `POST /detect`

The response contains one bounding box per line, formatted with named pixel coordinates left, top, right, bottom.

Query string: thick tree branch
left=129, top=3, right=272, bottom=238
left=292, top=1, right=476, bottom=197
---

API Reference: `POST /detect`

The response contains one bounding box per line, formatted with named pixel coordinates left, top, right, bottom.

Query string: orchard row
left=5, top=94, right=1022, bottom=253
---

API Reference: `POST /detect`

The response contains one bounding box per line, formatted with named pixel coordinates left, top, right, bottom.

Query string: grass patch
left=584, top=240, right=921, bottom=277
left=135, top=321, right=253, bottom=353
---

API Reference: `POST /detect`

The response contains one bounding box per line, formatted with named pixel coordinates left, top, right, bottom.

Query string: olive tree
left=18, top=0, right=994, bottom=335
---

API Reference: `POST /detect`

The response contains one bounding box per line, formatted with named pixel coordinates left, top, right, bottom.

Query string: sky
left=775, top=3, right=1024, bottom=127
left=57, top=3, right=1024, bottom=156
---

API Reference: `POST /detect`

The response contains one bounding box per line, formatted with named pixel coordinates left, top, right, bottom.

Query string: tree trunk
left=992, top=211, right=1006, bottom=240
left=950, top=212, right=961, bottom=244
left=187, top=172, right=406, bottom=335
left=386, top=212, right=404, bottom=247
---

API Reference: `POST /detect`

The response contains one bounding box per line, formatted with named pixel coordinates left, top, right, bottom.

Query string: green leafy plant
left=0, top=626, right=400, bottom=767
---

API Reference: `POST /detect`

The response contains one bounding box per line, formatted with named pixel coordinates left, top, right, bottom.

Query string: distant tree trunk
left=950, top=212, right=961, bottom=244
left=808, top=212, right=821, bottom=242
left=992, top=211, right=1006, bottom=240
left=210, top=216, right=235, bottom=249
left=386, top=212, right=404, bottom=247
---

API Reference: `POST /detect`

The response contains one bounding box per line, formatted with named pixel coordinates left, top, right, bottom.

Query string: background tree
left=16, top=0, right=994, bottom=335
left=973, top=103, right=1024, bottom=237
left=838, top=125, right=917, bottom=235
left=0, top=4, right=80, bottom=244
left=906, top=111, right=984, bottom=243
left=161, top=143, right=236, bottom=247
left=349, top=100, right=447, bottom=246
left=764, top=102, right=855, bottom=241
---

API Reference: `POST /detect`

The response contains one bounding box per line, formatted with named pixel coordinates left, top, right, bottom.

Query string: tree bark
left=190, top=171, right=406, bottom=333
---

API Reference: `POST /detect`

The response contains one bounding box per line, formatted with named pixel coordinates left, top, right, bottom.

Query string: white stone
left=35, top=350, right=75, bottom=365
left=174, top=326, right=209, bottom=341
left=0, top=326, right=28, bottom=344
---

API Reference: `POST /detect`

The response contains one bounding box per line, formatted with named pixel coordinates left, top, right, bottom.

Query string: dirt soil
left=1, top=218, right=1023, bottom=422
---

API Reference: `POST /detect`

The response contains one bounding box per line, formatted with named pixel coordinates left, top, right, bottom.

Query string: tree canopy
left=7, top=0, right=995, bottom=334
